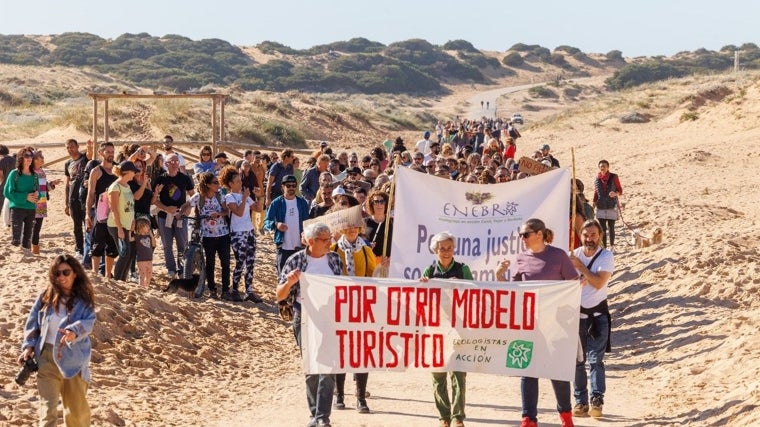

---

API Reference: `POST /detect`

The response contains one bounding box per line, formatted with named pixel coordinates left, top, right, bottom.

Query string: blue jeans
left=574, top=315, right=609, bottom=404
left=521, top=377, right=571, bottom=421
left=294, top=310, right=334, bottom=425
left=157, top=215, right=187, bottom=275
left=107, top=227, right=135, bottom=282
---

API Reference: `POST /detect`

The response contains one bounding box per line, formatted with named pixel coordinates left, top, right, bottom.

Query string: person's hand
left=59, top=328, right=76, bottom=346
left=242, top=188, right=250, bottom=200
left=253, top=187, right=262, bottom=197
left=85, top=216, right=93, bottom=231
left=27, top=192, right=38, bottom=203
left=609, top=191, right=618, bottom=198
left=495, top=259, right=510, bottom=281
left=154, top=184, right=164, bottom=194
left=64, top=205, right=70, bottom=217
left=419, top=277, right=429, bottom=283
left=50, top=179, right=63, bottom=186
left=117, top=228, right=125, bottom=240
left=285, top=269, right=301, bottom=286
left=276, top=222, right=288, bottom=232
left=18, top=347, right=33, bottom=366
left=569, top=253, right=583, bottom=269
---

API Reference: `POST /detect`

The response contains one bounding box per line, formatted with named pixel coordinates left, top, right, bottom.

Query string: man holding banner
left=276, top=222, right=343, bottom=427
left=497, top=218, right=579, bottom=427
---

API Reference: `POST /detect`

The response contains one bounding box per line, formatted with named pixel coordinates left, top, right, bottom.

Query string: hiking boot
left=573, top=402, right=589, bottom=417
left=333, top=394, right=345, bottom=409
left=519, top=417, right=537, bottom=427
left=245, top=292, right=263, bottom=303
left=439, top=420, right=450, bottom=427
left=229, top=290, right=243, bottom=302
left=559, top=411, right=574, bottom=427
left=589, top=395, right=604, bottom=418
left=356, top=398, right=370, bottom=414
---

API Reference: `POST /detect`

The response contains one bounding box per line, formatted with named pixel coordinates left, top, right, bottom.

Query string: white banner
left=301, top=274, right=580, bottom=381
left=389, top=167, right=571, bottom=280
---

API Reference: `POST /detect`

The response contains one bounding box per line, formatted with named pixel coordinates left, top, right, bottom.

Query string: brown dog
left=635, top=228, right=663, bottom=248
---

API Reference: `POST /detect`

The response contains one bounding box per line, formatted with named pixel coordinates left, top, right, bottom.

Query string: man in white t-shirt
left=569, top=219, right=614, bottom=419
left=264, top=175, right=310, bottom=275
left=415, top=131, right=433, bottom=156
left=276, top=222, right=343, bottom=427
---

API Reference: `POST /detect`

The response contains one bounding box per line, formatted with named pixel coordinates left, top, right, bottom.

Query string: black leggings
left=598, top=218, right=616, bottom=247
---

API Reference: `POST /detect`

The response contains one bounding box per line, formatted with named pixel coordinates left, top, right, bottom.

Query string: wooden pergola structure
left=87, top=92, right=228, bottom=160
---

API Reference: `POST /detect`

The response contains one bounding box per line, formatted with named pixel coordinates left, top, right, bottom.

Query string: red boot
left=559, top=411, right=574, bottom=427
left=520, top=417, right=538, bottom=427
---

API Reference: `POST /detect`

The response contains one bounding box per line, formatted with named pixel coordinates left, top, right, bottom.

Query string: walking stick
left=378, top=164, right=397, bottom=278
left=570, top=147, right=578, bottom=251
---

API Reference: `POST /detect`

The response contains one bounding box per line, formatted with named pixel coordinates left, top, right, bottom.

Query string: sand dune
left=1, top=71, right=758, bottom=426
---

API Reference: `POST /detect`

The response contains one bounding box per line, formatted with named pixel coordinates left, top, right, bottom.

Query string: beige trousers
left=37, top=344, right=90, bottom=427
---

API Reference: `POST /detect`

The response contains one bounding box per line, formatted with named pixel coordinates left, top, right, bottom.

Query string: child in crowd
left=134, top=217, right=155, bottom=288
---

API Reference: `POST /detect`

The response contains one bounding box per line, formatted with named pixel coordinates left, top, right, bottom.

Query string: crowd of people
left=5, top=115, right=620, bottom=427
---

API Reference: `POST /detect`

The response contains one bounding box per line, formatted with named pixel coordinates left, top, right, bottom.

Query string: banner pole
left=570, top=147, right=578, bottom=251
left=379, top=164, right=397, bottom=278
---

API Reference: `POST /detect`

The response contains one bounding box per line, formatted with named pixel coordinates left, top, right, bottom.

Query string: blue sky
left=2, top=0, right=757, bottom=57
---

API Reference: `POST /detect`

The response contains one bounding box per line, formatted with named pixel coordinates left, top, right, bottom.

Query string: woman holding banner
left=496, top=218, right=579, bottom=427
left=330, top=221, right=376, bottom=414
left=421, top=231, right=473, bottom=427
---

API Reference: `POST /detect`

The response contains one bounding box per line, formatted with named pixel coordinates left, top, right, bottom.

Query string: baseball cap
left=119, top=161, right=139, bottom=173
left=540, top=144, right=551, bottom=151
left=281, top=175, right=298, bottom=185
left=320, top=141, right=328, bottom=148
left=424, top=131, right=431, bottom=138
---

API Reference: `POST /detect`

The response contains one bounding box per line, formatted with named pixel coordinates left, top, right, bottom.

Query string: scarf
left=336, top=235, right=367, bottom=276
left=597, top=171, right=610, bottom=185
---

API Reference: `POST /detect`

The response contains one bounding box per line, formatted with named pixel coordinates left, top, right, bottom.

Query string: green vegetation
left=502, top=52, right=524, bottom=67
left=680, top=112, right=699, bottom=122
left=528, top=86, right=558, bottom=98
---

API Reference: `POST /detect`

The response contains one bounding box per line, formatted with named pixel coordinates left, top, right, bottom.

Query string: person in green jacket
left=3, top=146, right=38, bottom=249
left=421, top=231, right=473, bottom=427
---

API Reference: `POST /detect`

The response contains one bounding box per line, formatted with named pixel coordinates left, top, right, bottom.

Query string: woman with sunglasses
left=193, top=145, right=216, bottom=177
left=30, top=150, right=61, bottom=255
left=19, top=254, right=95, bottom=426
left=192, top=172, right=231, bottom=300
left=364, top=190, right=393, bottom=264
left=3, top=147, right=38, bottom=249
left=495, top=218, right=579, bottom=427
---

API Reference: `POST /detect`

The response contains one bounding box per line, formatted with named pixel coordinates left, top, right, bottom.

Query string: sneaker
left=559, top=411, right=574, bottom=427
left=356, top=398, right=370, bottom=414
left=573, top=402, right=589, bottom=417
left=589, top=395, right=604, bottom=418
left=519, top=417, right=537, bottom=427
left=452, top=419, right=465, bottom=427
left=208, top=289, right=219, bottom=299
left=333, top=394, right=345, bottom=409
left=440, top=420, right=450, bottom=427
left=228, top=290, right=243, bottom=302
left=245, top=292, right=263, bottom=303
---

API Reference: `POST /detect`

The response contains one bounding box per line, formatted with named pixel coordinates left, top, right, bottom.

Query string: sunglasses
left=519, top=231, right=536, bottom=239
left=54, top=268, right=73, bottom=277
left=23, top=153, right=34, bottom=159
left=202, top=152, right=212, bottom=156
left=372, top=199, right=386, bottom=205
left=283, top=183, right=297, bottom=188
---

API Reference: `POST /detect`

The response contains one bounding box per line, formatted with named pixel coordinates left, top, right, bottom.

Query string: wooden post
left=92, top=98, right=97, bottom=144
left=220, top=96, right=226, bottom=144
left=104, top=99, right=110, bottom=142
left=211, top=97, right=218, bottom=155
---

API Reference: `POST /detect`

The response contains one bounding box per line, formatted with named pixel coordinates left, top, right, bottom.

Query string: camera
left=15, top=357, right=39, bottom=386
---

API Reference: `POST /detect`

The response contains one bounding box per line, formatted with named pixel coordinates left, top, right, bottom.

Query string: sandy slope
left=1, top=71, right=759, bottom=426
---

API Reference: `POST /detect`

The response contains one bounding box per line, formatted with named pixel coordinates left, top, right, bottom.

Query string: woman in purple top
left=496, top=218, right=578, bottom=427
